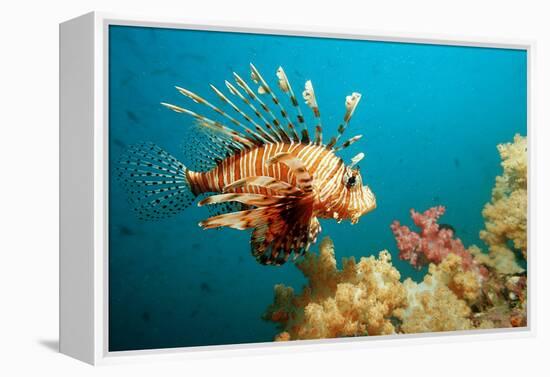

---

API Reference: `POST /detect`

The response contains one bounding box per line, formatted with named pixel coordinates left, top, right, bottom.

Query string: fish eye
left=346, top=175, right=357, bottom=188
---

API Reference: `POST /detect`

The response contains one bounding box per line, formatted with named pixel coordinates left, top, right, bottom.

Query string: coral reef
left=470, top=272, right=527, bottom=329
left=469, top=244, right=523, bottom=275
left=390, top=206, right=476, bottom=271
left=394, top=253, right=482, bottom=333
left=264, top=237, right=407, bottom=340
left=479, top=134, right=527, bottom=269
left=265, top=235, right=526, bottom=340
left=265, top=134, right=527, bottom=340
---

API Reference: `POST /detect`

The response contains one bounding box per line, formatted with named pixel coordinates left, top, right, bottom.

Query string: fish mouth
left=366, top=197, right=377, bottom=213
left=342, top=186, right=377, bottom=224
left=362, top=186, right=377, bottom=213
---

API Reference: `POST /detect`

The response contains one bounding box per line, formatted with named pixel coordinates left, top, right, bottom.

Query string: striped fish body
left=118, top=63, right=377, bottom=265
left=188, top=142, right=374, bottom=223
left=189, top=143, right=333, bottom=199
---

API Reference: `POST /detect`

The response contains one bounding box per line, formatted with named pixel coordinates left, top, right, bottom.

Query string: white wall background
left=1, top=0, right=548, bottom=375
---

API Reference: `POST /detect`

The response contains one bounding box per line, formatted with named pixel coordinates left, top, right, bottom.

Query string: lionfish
left=118, top=64, right=376, bottom=265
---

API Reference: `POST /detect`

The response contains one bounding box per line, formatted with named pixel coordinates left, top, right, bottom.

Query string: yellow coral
left=266, top=141, right=530, bottom=341
left=470, top=244, right=523, bottom=275
left=495, top=133, right=527, bottom=195
left=394, top=254, right=477, bottom=333
left=479, top=134, right=527, bottom=263
left=274, top=331, right=291, bottom=341
left=265, top=239, right=485, bottom=340
left=264, top=237, right=407, bottom=340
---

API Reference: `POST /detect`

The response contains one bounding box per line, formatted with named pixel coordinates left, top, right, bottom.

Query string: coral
left=480, top=134, right=527, bottom=261
left=265, top=239, right=486, bottom=339
left=390, top=206, right=475, bottom=270
left=265, top=134, right=528, bottom=341
left=470, top=244, right=524, bottom=275
left=265, top=238, right=526, bottom=340
left=274, top=331, right=291, bottom=341
left=394, top=254, right=480, bottom=333
left=471, top=272, right=527, bottom=328
left=264, top=237, right=407, bottom=340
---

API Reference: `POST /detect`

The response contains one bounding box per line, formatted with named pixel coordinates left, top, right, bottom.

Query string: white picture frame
left=60, top=11, right=535, bottom=365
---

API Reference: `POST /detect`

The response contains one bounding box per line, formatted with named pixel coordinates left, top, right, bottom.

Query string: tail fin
left=117, top=142, right=195, bottom=220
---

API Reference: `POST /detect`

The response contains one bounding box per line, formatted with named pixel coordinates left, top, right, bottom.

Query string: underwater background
left=108, top=25, right=527, bottom=351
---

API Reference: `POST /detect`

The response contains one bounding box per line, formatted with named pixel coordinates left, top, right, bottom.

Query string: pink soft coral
left=390, top=206, right=475, bottom=270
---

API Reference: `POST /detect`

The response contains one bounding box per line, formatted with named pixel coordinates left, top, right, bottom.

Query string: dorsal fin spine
left=331, top=92, right=362, bottom=148
left=225, top=80, right=277, bottom=143
left=314, top=125, right=323, bottom=145
left=160, top=103, right=253, bottom=149
left=276, top=66, right=311, bottom=144
left=175, top=86, right=263, bottom=146
left=250, top=64, right=299, bottom=143
left=302, top=80, right=324, bottom=145
left=233, top=72, right=284, bottom=143
left=224, top=80, right=278, bottom=144
left=210, top=83, right=275, bottom=144
left=334, top=134, right=363, bottom=152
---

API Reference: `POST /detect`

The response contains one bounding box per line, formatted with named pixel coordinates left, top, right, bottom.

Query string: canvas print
left=109, top=25, right=527, bottom=351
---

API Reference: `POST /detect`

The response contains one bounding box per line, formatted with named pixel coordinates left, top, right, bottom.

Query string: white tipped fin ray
left=208, top=84, right=273, bottom=143
left=349, top=152, right=365, bottom=168
left=175, top=86, right=265, bottom=144
left=334, top=135, right=363, bottom=152
left=224, top=80, right=278, bottom=143
left=161, top=63, right=367, bottom=162
left=276, top=66, right=310, bottom=143
left=250, top=63, right=300, bottom=143
left=328, top=92, right=362, bottom=149
left=302, top=80, right=323, bottom=145
left=233, top=72, right=286, bottom=143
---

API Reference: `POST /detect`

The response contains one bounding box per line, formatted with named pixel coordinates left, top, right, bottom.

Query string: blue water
left=108, top=25, right=527, bottom=351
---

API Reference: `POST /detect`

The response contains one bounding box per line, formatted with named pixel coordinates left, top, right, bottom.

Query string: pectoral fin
left=198, top=156, right=320, bottom=265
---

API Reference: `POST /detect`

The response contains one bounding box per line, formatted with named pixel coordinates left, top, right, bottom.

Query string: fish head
left=337, top=166, right=377, bottom=224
